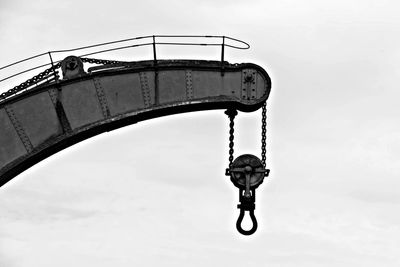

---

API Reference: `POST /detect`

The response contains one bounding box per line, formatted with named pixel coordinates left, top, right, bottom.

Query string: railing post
left=221, top=36, right=225, bottom=76
left=48, top=52, right=58, bottom=82
left=152, top=35, right=157, bottom=64
left=152, top=35, right=159, bottom=105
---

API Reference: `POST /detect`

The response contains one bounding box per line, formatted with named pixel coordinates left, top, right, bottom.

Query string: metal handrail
left=0, top=35, right=250, bottom=100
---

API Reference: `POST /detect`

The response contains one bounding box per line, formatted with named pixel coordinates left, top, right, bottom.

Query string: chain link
left=226, top=103, right=267, bottom=168
left=0, top=62, right=61, bottom=101
left=225, top=109, right=238, bottom=168
left=80, top=57, right=129, bottom=66
left=261, top=101, right=267, bottom=168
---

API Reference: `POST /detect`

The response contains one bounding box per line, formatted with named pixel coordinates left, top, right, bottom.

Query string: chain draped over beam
left=0, top=35, right=251, bottom=102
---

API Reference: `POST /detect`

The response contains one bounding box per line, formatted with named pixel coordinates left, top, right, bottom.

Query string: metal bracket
left=241, top=69, right=257, bottom=101
left=4, top=105, right=33, bottom=153
left=186, top=70, right=193, bottom=100
left=93, top=77, right=111, bottom=118
left=139, top=72, right=152, bottom=108
left=61, top=56, right=86, bottom=80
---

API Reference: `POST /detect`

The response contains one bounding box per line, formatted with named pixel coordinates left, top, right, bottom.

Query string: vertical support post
left=152, top=35, right=157, bottom=64
left=152, top=35, right=159, bottom=105
left=48, top=52, right=58, bottom=82
left=220, top=36, right=225, bottom=76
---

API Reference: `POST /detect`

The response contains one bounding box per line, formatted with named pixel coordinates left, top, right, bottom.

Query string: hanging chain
left=225, top=104, right=268, bottom=236
left=225, top=109, right=238, bottom=168
left=261, top=102, right=267, bottom=168
left=226, top=103, right=267, bottom=168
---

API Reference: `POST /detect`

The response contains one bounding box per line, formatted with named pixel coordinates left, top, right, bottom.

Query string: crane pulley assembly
left=225, top=103, right=270, bottom=235
left=0, top=35, right=272, bottom=237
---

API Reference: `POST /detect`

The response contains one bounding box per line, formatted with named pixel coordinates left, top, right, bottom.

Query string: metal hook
left=235, top=188, right=258, bottom=235
left=236, top=208, right=258, bottom=235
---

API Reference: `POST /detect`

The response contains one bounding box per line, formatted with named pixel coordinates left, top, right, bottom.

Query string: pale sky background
left=0, top=0, right=400, bottom=266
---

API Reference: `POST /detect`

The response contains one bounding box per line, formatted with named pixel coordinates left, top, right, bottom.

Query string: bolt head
left=244, top=165, right=252, bottom=173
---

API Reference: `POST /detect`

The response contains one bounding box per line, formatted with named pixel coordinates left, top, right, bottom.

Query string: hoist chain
left=261, top=102, right=267, bottom=168
left=225, top=102, right=269, bottom=236
left=80, top=57, right=130, bottom=66
left=225, top=102, right=267, bottom=168
left=0, top=62, right=61, bottom=101
left=225, top=109, right=238, bottom=168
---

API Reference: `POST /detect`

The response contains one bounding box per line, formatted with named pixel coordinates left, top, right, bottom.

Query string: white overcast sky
left=1, top=0, right=400, bottom=266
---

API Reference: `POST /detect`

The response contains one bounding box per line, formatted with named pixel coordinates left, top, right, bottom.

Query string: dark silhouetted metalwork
left=225, top=108, right=270, bottom=235
left=0, top=35, right=272, bottom=238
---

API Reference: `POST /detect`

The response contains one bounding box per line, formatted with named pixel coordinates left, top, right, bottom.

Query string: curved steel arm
left=0, top=60, right=271, bottom=186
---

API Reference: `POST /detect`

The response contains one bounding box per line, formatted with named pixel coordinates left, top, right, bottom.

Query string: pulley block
left=224, top=104, right=270, bottom=236
left=226, top=154, right=268, bottom=195
left=226, top=154, right=270, bottom=235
